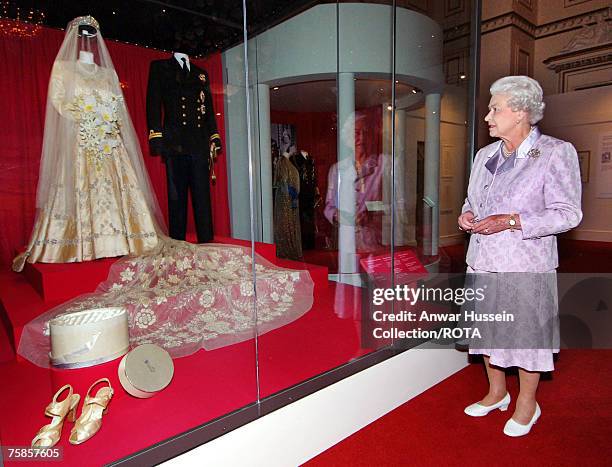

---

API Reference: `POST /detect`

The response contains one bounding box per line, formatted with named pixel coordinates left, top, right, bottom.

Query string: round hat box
left=118, top=344, right=174, bottom=398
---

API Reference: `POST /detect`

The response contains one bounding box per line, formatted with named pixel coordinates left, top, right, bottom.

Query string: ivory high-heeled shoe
left=69, top=378, right=114, bottom=445
left=464, top=392, right=511, bottom=417
left=32, top=385, right=80, bottom=448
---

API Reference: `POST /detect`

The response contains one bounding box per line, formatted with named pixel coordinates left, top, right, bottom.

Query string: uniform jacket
left=146, top=57, right=221, bottom=157
left=461, top=127, right=582, bottom=272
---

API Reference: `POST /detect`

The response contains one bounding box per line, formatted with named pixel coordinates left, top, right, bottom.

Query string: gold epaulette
left=148, top=130, right=163, bottom=140
left=209, top=133, right=220, bottom=142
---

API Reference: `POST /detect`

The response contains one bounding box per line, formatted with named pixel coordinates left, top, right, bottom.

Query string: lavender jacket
left=461, top=127, right=582, bottom=272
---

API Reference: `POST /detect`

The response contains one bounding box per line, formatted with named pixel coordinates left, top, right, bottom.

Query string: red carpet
left=306, top=350, right=612, bottom=467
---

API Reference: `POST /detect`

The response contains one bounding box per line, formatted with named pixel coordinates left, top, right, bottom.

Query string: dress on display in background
left=291, top=151, right=319, bottom=250
left=273, top=155, right=302, bottom=260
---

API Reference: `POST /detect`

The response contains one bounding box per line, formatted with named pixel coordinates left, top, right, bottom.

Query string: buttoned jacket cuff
left=148, top=129, right=163, bottom=140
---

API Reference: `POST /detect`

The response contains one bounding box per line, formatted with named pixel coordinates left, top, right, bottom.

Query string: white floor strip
left=164, top=347, right=467, bottom=467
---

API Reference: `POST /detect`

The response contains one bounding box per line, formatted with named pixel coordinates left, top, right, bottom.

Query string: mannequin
left=290, top=149, right=320, bottom=250
left=274, top=149, right=302, bottom=260
left=13, top=15, right=161, bottom=271
left=78, top=50, right=94, bottom=64
left=146, top=50, right=222, bottom=243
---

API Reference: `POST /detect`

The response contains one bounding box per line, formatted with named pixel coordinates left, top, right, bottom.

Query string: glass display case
left=0, top=1, right=478, bottom=464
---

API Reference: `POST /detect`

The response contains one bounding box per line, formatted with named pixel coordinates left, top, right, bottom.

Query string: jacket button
left=181, top=97, right=186, bottom=101
left=182, top=113, right=186, bottom=117
left=479, top=203, right=483, bottom=208
left=484, top=184, right=488, bottom=190
left=182, top=122, right=187, bottom=125
left=476, top=239, right=480, bottom=244
left=197, top=124, right=201, bottom=128
left=197, top=115, right=201, bottom=120
left=182, top=105, right=186, bottom=109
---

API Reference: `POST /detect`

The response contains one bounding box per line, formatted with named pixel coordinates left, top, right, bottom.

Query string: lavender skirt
left=465, top=266, right=559, bottom=372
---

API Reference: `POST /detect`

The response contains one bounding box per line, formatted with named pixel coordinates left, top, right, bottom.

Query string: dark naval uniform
left=146, top=57, right=222, bottom=243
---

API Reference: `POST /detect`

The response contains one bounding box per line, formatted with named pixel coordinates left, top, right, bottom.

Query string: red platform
left=19, top=236, right=280, bottom=304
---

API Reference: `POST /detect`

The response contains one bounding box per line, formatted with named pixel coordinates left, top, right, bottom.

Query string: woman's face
left=484, top=94, right=525, bottom=139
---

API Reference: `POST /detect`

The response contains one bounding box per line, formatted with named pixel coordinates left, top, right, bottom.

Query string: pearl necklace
left=502, top=144, right=515, bottom=158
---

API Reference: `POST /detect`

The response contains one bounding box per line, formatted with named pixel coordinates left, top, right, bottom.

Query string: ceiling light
left=460, top=74, right=466, bottom=79
left=387, top=105, right=393, bottom=111
left=0, top=2, right=45, bottom=38
left=273, top=86, right=279, bottom=90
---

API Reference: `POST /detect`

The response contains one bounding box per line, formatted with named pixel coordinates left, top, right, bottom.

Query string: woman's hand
left=471, top=214, right=514, bottom=235
left=458, top=211, right=475, bottom=231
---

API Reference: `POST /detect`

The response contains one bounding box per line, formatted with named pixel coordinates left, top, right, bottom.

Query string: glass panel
left=0, top=1, right=256, bottom=463
left=391, top=0, right=475, bottom=352
left=244, top=0, right=395, bottom=401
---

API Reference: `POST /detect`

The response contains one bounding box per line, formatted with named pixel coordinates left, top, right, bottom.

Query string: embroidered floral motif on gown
left=13, top=62, right=159, bottom=271
left=18, top=241, right=315, bottom=367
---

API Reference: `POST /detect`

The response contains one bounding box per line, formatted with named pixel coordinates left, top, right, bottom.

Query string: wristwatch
left=508, top=214, right=517, bottom=232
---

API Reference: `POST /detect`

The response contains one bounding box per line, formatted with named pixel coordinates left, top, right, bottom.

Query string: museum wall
left=478, top=0, right=612, bottom=242
left=540, top=87, right=612, bottom=242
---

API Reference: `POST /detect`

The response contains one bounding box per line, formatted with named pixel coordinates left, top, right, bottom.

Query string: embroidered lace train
left=18, top=238, right=314, bottom=368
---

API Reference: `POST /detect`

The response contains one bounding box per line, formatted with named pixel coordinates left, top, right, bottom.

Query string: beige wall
left=537, top=0, right=611, bottom=24
left=482, top=0, right=514, bottom=20
left=478, top=27, right=513, bottom=148
left=540, top=87, right=612, bottom=242
left=477, top=0, right=612, bottom=242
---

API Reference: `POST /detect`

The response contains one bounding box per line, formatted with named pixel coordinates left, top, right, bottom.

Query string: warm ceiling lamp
left=0, top=1, right=45, bottom=38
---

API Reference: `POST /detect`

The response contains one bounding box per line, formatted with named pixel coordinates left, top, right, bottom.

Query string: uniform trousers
left=165, top=154, right=213, bottom=243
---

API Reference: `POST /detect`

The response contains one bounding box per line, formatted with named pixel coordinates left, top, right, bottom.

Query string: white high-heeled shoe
left=464, top=393, right=511, bottom=417
left=503, top=403, right=541, bottom=437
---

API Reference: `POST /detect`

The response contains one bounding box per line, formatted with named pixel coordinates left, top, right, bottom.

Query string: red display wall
left=0, top=26, right=230, bottom=269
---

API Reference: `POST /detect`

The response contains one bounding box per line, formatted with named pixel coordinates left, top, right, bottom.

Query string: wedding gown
left=16, top=16, right=314, bottom=368
left=13, top=60, right=160, bottom=272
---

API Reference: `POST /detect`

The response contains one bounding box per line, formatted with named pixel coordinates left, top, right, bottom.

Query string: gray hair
left=490, top=76, right=545, bottom=125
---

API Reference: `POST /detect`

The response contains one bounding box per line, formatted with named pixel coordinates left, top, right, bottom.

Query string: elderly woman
left=458, top=76, right=582, bottom=436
